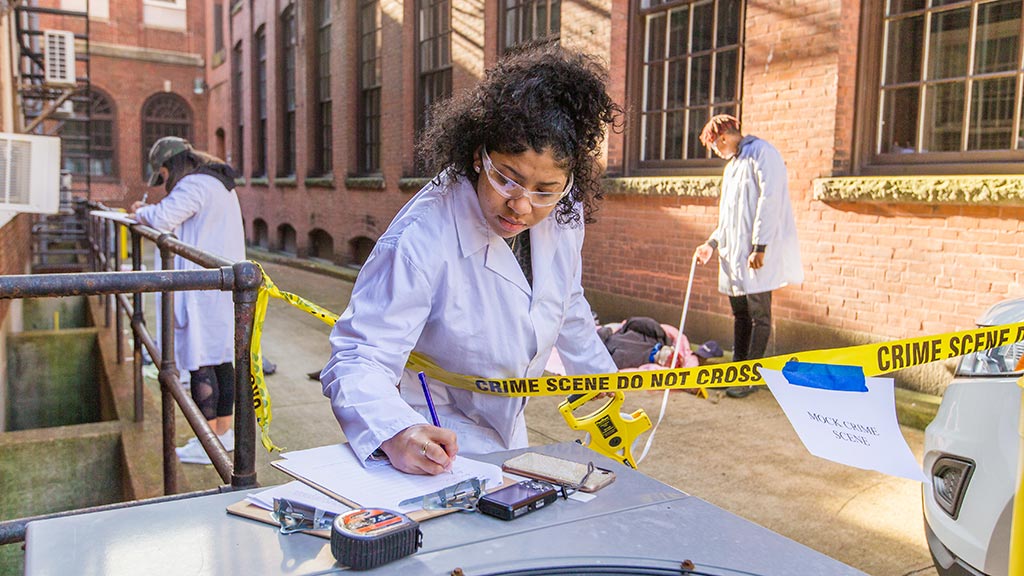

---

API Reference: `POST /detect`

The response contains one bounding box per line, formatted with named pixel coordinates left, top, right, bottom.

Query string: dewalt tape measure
left=331, top=508, right=422, bottom=570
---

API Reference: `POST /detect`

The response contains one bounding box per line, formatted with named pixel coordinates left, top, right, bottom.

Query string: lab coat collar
left=450, top=173, right=560, bottom=297
left=453, top=174, right=490, bottom=259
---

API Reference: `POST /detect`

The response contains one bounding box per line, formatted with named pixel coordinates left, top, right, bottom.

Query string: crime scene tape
left=249, top=263, right=1024, bottom=456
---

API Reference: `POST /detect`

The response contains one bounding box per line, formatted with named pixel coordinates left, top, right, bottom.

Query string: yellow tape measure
left=247, top=262, right=1024, bottom=461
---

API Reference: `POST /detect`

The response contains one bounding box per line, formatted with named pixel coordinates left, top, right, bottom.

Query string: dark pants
left=190, top=362, right=235, bottom=420
left=728, top=291, right=772, bottom=361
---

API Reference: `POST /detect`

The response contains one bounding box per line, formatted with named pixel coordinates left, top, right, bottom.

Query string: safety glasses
left=480, top=146, right=573, bottom=208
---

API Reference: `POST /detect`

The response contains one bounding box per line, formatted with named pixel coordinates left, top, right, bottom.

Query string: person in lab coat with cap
left=130, top=136, right=245, bottom=465
left=320, top=42, right=623, bottom=475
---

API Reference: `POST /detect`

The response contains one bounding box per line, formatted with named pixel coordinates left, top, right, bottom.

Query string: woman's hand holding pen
left=380, top=424, right=458, bottom=475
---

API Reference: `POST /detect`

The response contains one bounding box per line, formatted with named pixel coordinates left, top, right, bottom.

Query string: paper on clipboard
left=271, top=443, right=504, bottom=515
left=89, top=210, right=137, bottom=225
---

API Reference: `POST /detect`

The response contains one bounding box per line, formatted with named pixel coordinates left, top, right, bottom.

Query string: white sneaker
left=218, top=429, right=235, bottom=451
left=175, top=437, right=212, bottom=465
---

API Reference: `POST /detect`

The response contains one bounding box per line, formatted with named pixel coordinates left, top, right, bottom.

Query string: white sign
left=762, top=368, right=927, bottom=482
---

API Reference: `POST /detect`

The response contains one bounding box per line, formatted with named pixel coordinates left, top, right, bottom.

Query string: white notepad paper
left=273, top=443, right=504, bottom=514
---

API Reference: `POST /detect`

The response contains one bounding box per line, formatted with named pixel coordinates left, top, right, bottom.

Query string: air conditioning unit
left=52, top=100, right=75, bottom=119
left=43, top=30, right=77, bottom=87
left=0, top=133, right=62, bottom=215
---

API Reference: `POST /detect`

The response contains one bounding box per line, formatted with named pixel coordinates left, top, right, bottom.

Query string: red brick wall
left=222, top=0, right=1024, bottom=358
left=0, top=215, right=31, bottom=326
left=33, top=0, right=208, bottom=208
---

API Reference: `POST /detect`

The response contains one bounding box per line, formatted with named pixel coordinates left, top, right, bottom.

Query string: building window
left=416, top=0, right=452, bottom=135
left=232, top=41, right=244, bottom=173
left=141, top=92, right=193, bottom=182
left=254, top=25, right=267, bottom=177
left=635, top=0, right=744, bottom=169
left=500, top=0, right=561, bottom=54
left=359, top=0, right=382, bottom=173
left=61, top=89, right=116, bottom=177
left=860, top=0, right=1024, bottom=172
left=213, top=2, right=225, bottom=54
left=314, top=0, right=333, bottom=175
left=280, top=5, right=297, bottom=177
left=142, top=0, right=186, bottom=30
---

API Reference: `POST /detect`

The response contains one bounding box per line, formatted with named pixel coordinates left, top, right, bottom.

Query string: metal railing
left=0, top=200, right=261, bottom=545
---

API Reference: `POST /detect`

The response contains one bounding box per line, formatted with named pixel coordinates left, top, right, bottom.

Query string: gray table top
left=25, top=442, right=865, bottom=575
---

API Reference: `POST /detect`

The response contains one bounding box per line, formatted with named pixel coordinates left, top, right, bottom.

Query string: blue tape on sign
left=781, top=361, right=868, bottom=392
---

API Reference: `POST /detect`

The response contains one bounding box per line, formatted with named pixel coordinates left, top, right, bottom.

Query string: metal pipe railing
left=0, top=199, right=264, bottom=545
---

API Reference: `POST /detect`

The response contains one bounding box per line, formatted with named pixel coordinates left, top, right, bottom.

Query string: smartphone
left=502, top=452, right=616, bottom=493
left=477, top=480, right=558, bottom=521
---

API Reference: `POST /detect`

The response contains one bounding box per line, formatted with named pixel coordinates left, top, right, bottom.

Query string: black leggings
left=728, top=291, right=773, bottom=362
left=190, top=362, right=235, bottom=420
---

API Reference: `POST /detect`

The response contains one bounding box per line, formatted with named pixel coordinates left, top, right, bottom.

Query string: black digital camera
left=477, top=479, right=559, bottom=521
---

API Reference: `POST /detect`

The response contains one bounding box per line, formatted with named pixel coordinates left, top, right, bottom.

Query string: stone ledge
left=345, top=176, right=385, bottom=191
left=603, top=177, right=721, bottom=198
left=398, top=177, right=432, bottom=193
left=81, top=41, right=204, bottom=67
left=246, top=246, right=360, bottom=284
left=814, top=176, right=1024, bottom=205
left=304, top=176, right=336, bottom=189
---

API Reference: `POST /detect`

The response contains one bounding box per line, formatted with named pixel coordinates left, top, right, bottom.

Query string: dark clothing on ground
left=598, top=317, right=672, bottom=369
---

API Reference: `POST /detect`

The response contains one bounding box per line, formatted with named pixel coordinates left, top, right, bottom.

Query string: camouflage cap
left=147, top=136, right=192, bottom=186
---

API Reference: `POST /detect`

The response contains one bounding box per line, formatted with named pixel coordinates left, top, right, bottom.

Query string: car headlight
left=931, top=456, right=975, bottom=519
left=956, top=341, right=1024, bottom=376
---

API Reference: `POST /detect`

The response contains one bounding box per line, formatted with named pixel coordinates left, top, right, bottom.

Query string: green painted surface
left=0, top=542, right=24, bottom=575
left=0, top=424, right=125, bottom=576
left=0, top=428, right=124, bottom=521
left=6, top=329, right=102, bottom=431
left=22, top=296, right=89, bottom=331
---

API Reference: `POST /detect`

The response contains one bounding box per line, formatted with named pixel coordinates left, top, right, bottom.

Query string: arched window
left=277, top=223, right=297, bottom=254
left=308, top=228, right=334, bottom=261
left=141, top=93, right=193, bottom=181
left=60, top=89, right=117, bottom=177
left=252, top=219, right=269, bottom=249
left=349, top=236, right=375, bottom=267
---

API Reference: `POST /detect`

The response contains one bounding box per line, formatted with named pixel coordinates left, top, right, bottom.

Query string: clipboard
left=226, top=499, right=333, bottom=538
left=269, top=459, right=463, bottom=523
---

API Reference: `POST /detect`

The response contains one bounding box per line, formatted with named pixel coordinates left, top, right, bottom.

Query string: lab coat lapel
left=485, top=238, right=532, bottom=295
left=527, top=220, right=556, bottom=297
left=452, top=176, right=531, bottom=296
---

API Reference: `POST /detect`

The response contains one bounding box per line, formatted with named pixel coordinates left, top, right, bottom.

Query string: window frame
left=415, top=0, right=452, bottom=138
left=498, top=0, right=561, bottom=55
left=313, top=0, right=333, bottom=176
left=253, top=25, right=268, bottom=178
left=140, top=92, right=193, bottom=182
left=628, top=0, right=746, bottom=176
left=279, top=4, right=297, bottom=178
left=358, top=0, right=382, bottom=175
left=853, top=0, right=1024, bottom=176
left=232, top=40, right=245, bottom=174
left=61, top=89, right=117, bottom=179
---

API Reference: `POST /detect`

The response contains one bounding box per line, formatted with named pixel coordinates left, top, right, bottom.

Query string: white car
left=923, top=297, right=1023, bottom=576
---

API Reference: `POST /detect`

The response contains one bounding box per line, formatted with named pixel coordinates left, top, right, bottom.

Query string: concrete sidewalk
left=177, top=257, right=937, bottom=576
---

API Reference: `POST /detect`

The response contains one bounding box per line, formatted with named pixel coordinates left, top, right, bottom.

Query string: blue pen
left=418, top=371, right=441, bottom=428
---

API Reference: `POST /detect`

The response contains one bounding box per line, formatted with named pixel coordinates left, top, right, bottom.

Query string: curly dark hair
left=418, top=41, right=622, bottom=226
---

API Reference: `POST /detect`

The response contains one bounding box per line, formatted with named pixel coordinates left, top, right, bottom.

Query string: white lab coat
left=709, top=136, right=804, bottom=296
left=136, top=173, right=246, bottom=372
left=321, top=171, right=617, bottom=463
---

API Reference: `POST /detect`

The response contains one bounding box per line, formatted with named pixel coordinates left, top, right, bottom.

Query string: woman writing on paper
left=320, top=42, right=622, bottom=475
